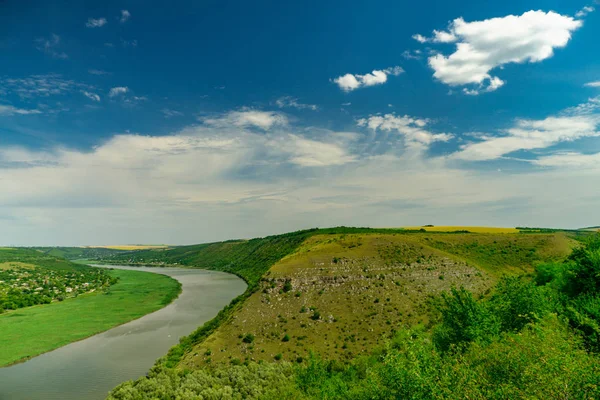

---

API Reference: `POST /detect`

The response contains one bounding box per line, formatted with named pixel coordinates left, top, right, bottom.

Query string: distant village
left=0, top=265, right=116, bottom=312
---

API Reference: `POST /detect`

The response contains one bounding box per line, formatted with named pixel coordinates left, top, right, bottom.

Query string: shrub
left=489, top=276, right=555, bottom=332
left=433, top=287, right=500, bottom=352
left=242, top=333, right=255, bottom=344
left=282, top=334, right=290, bottom=342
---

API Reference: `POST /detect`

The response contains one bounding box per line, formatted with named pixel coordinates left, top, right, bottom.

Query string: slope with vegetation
left=103, top=228, right=598, bottom=399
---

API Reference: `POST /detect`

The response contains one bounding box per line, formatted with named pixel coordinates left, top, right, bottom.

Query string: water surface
left=0, top=265, right=246, bottom=400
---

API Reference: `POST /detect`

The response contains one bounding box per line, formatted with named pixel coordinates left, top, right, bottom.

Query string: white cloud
left=108, top=87, right=129, bottom=97
left=120, top=10, right=131, bottom=23
left=81, top=91, right=101, bottom=102
left=413, top=30, right=457, bottom=43
left=86, top=18, right=107, bottom=28
left=402, top=49, right=422, bottom=60
left=202, top=110, right=288, bottom=130
left=88, top=69, right=110, bottom=76
left=453, top=116, right=600, bottom=161
left=275, top=96, right=318, bottom=111
left=332, top=66, right=404, bottom=92
left=0, top=74, right=94, bottom=99
left=575, top=6, right=595, bottom=17
left=0, top=105, right=42, bottom=116
left=121, top=39, right=138, bottom=47
left=358, top=114, right=453, bottom=152
left=269, top=135, right=356, bottom=167
left=432, top=30, right=458, bottom=43
left=585, top=81, right=600, bottom=87
left=162, top=108, right=184, bottom=118
left=563, top=95, right=600, bottom=116
left=34, top=34, right=68, bottom=59
left=2, top=105, right=600, bottom=245
left=412, top=34, right=428, bottom=43
left=532, top=151, right=600, bottom=168
left=425, top=11, right=582, bottom=94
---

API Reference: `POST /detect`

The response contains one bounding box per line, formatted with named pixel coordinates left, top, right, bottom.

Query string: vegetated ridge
left=105, top=227, right=600, bottom=399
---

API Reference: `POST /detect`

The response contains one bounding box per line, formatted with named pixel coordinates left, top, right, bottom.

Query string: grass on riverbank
left=0, top=268, right=181, bottom=367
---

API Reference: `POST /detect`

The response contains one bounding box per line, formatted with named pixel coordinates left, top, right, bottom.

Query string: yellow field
left=403, top=226, right=519, bottom=233
left=85, top=245, right=170, bottom=250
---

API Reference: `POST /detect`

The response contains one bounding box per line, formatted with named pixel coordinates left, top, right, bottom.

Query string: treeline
left=108, top=235, right=600, bottom=399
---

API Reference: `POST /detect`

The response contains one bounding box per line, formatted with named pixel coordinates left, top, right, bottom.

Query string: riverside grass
left=0, top=268, right=181, bottom=367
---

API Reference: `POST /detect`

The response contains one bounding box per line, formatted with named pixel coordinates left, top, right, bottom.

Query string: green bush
left=242, top=333, right=255, bottom=344
left=433, top=287, right=500, bottom=352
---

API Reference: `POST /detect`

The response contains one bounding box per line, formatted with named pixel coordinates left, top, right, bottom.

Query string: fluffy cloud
left=453, top=116, right=599, bottom=161
left=424, top=11, right=582, bottom=94
left=120, top=10, right=131, bottom=23
left=108, top=87, right=129, bottom=97
left=0, top=105, right=41, bottom=116
left=332, top=66, right=404, bottom=92
left=412, top=30, right=457, bottom=43
left=81, top=91, right=101, bottom=102
left=275, top=96, right=318, bottom=111
left=34, top=34, right=68, bottom=59
left=358, top=114, right=453, bottom=151
left=202, top=110, right=289, bottom=130
left=86, top=18, right=107, bottom=28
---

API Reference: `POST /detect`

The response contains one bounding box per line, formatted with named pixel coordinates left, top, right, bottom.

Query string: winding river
left=0, top=265, right=247, bottom=400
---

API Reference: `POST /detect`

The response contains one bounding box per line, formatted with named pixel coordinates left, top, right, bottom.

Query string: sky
left=1, top=0, right=600, bottom=245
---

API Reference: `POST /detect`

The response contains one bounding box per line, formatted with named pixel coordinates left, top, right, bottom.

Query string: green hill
left=31, top=246, right=130, bottom=260
left=93, top=228, right=575, bottom=369
left=107, top=228, right=600, bottom=400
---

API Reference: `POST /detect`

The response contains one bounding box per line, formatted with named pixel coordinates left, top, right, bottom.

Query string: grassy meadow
left=0, top=268, right=181, bottom=367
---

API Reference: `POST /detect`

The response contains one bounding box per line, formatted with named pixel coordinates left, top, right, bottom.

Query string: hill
left=30, top=246, right=130, bottom=260
left=109, top=228, right=600, bottom=400
left=92, top=228, right=575, bottom=369
left=178, top=231, right=573, bottom=368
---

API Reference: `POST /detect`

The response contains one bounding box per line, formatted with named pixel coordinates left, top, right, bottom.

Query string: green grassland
left=0, top=268, right=181, bottom=367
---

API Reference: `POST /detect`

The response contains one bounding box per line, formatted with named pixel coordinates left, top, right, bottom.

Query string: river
left=0, top=265, right=247, bottom=400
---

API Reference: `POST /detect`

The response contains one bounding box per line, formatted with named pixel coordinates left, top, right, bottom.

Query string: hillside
left=0, top=247, right=95, bottom=271
left=174, top=231, right=573, bottom=368
left=109, top=229, right=600, bottom=400
left=31, top=246, right=130, bottom=260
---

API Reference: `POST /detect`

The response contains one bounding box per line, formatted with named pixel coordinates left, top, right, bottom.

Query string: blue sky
left=1, top=0, right=600, bottom=245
